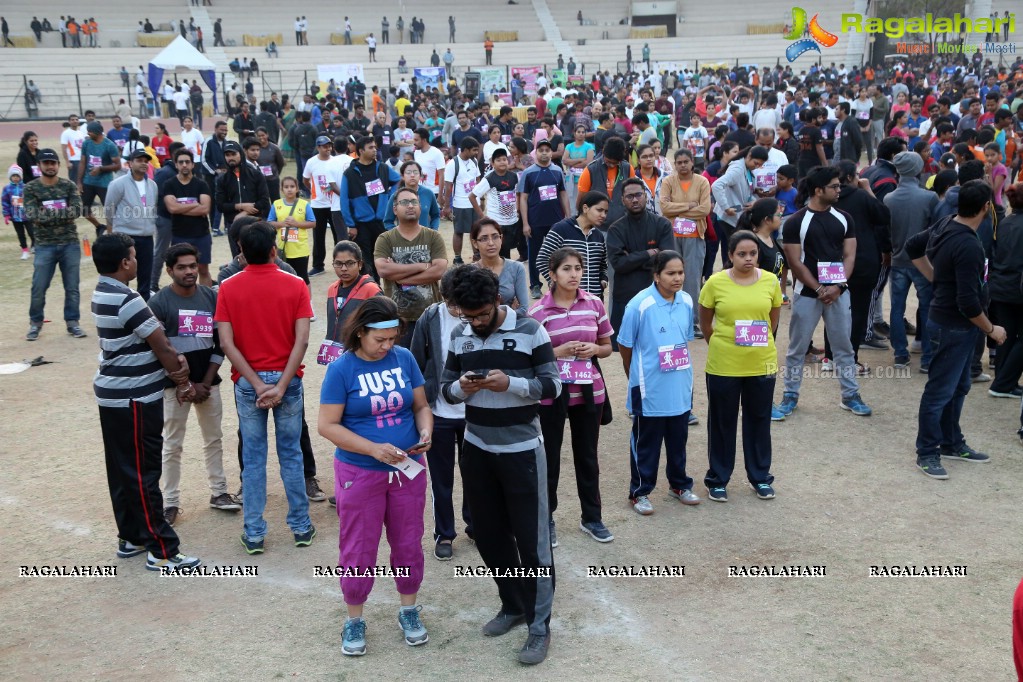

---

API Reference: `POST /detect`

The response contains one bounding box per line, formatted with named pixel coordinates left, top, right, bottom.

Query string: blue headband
left=365, top=319, right=400, bottom=329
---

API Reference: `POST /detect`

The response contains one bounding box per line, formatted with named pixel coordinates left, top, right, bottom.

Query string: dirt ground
left=1, top=123, right=1021, bottom=681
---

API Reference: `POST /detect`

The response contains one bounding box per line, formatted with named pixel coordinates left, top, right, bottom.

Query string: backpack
left=190, top=90, right=203, bottom=107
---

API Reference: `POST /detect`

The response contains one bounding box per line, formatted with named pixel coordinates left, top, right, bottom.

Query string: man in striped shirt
left=439, top=265, right=561, bottom=665
left=91, top=233, right=202, bottom=572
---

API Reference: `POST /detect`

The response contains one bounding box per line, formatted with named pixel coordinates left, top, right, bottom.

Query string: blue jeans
left=889, top=265, right=932, bottom=365
left=235, top=372, right=311, bottom=541
left=915, top=321, right=978, bottom=458
left=30, top=242, right=80, bottom=324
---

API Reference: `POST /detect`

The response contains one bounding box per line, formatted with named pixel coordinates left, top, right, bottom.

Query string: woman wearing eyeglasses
left=471, top=218, right=529, bottom=311
left=323, top=241, right=381, bottom=368
left=698, top=230, right=782, bottom=503
left=383, top=160, right=440, bottom=230
left=318, top=296, right=433, bottom=656
left=529, top=247, right=614, bottom=544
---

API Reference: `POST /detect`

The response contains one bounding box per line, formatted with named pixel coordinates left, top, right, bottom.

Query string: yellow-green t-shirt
left=698, top=269, right=783, bottom=377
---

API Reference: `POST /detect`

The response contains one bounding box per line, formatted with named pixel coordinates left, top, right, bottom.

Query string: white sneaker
left=669, top=488, right=702, bottom=505
left=20, top=250, right=29, bottom=260
left=821, top=358, right=833, bottom=372
left=630, top=495, right=654, bottom=515
left=146, top=552, right=201, bottom=572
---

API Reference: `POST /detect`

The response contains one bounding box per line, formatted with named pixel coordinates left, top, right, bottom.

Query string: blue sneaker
left=397, top=605, right=429, bottom=646
left=342, top=617, right=367, bottom=656
left=707, top=487, right=727, bottom=502
left=777, top=392, right=798, bottom=416
left=840, top=393, right=873, bottom=416
left=771, top=404, right=786, bottom=421
left=688, top=412, right=699, bottom=426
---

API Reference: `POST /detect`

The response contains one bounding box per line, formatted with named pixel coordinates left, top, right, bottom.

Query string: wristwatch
left=836, top=283, right=849, bottom=294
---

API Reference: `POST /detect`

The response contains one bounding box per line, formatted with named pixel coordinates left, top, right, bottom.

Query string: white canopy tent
left=147, top=36, right=219, bottom=113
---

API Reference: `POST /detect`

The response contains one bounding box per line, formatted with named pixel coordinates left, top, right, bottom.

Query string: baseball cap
left=86, top=121, right=103, bottom=135
left=315, top=135, right=332, bottom=146
left=535, top=138, right=553, bottom=149
left=37, top=148, right=60, bottom=162
left=128, top=149, right=153, bottom=161
left=222, top=141, right=242, bottom=154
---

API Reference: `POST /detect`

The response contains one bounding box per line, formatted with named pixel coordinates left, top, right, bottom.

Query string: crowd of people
left=7, top=48, right=1023, bottom=667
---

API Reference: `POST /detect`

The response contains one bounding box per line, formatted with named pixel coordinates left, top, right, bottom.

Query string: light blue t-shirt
left=616, top=282, right=694, bottom=417
left=564, top=141, right=594, bottom=186
left=267, top=202, right=315, bottom=222
left=320, top=345, right=425, bottom=471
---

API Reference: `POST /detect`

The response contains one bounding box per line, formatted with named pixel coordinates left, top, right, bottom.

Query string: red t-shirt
left=214, top=263, right=313, bottom=382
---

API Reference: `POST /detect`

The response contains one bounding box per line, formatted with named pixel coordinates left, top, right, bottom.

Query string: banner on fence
left=316, top=64, right=365, bottom=94
left=652, top=61, right=690, bottom=74
left=478, top=67, right=506, bottom=95
left=414, top=67, right=448, bottom=94
left=510, top=65, right=544, bottom=96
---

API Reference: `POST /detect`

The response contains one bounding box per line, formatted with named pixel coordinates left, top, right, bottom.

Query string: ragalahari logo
left=783, top=7, right=838, bottom=62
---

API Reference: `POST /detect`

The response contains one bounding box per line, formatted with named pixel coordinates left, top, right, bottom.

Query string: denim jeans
left=915, top=321, right=978, bottom=458
left=235, top=372, right=311, bottom=541
left=889, top=265, right=933, bottom=365
left=30, top=242, right=81, bottom=324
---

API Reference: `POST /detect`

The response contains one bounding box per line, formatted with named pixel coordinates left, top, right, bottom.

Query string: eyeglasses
left=475, top=234, right=502, bottom=243
left=396, top=199, right=419, bottom=207
left=825, top=183, right=842, bottom=191
left=459, top=305, right=496, bottom=324
left=332, top=260, right=359, bottom=269
left=623, top=193, right=646, bottom=201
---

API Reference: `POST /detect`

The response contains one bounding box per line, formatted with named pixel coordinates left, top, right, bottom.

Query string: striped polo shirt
left=441, top=307, right=561, bottom=453
left=528, top=289, right=613, bottom=407
left=536, top=217, right=607, bottom=298
left=92, top=276, right=164, bottom=407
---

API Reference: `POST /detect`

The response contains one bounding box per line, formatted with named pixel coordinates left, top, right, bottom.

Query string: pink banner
left=511, top=65, right=544, bottom=96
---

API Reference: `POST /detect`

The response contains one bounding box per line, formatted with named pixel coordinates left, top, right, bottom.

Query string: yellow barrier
left=330, top=33, right=371, bottom=45
left=485, top=31, right=519, bottom=42
left=243, top=33, right=283, bottom=47
left=629, top=26, right=668, bottom=39
left=747, top=23, right=786, bottom=35
left=137, top=33, right=175, bottom=48
left=8, top=36, right=36, bottom=48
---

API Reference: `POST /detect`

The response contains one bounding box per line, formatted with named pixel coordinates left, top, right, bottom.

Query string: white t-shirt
left=414, top=146, right=446, bottom=195
left=850, top=99, right=872, bottom=124
left=180, top=128, right=204, bottom=156
left=303, top=155, right=344, bottom=209
left=444, top=156, right=480, bottom=209
left=294, top=20, right=302, bottom=31
left=681, top=126, right=708, bottom=159
left=483, top=141, right=508, bottom=165
left=172, top=91, right=189, bottom=112
left=752, top=147, right=790, bottom=192
left=329, top=155, right=352, bottom=211
left=367, top=36, right=376, bottom=49
left=60, top=128, right=86, bottom=162
left=433, top=305, right=465, bottom=419
left=471, top=173, right=519, bottom=225
left=751, top=108, right=781, bottom=132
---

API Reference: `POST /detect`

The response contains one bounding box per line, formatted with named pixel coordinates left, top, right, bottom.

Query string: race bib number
left=178, top=310, right=214, bottom=338
left=114, top=139, right=126, bottom=149
left=558, top=358, right=595, bottom=384
left=658, top=343, right=690, bottom=372
left=856, top=110, right=869, bottom=121
left=317, top=340, right=345, bottom=365
left=88, top=155, right=102, bottom=169
left=365, top=179, right=385, bottom=196
left=260, top=165, right=274, bottom=177
left=382, top=135, right=391, bottom=145
left=155, top=146, right=167, bottom=156
left=12, top=195, right=23, bottom=208
left=538, top=185, right=557, bottom=201
left=569, top=166, right=584, bottom=176
left=686, top=138, right=705, bottom=155
left=734, top=320, right=770, bottom=347
left=820, top=129, right=829, bottom=139
left=177, top=196, right=198, bottom=205
left=501, top=134, right=511, bottom=144
left=31, top=165, right=40, bottom=177
left=817, top=261, right=847, bottom=284
left=42, top=198, right=67, bottom=210
left=430, top=129, right=441, bottom=140
left=755, top=171, right=777, bottom=190
left=983, top=257, right=988, bottom=283
left=672, top=217, right=698, bottom=237
left=280, top=226, right=300, bottom=242
left=462, top=179, right=476, bottom=194
left=498, top=190, right=516, bottom=206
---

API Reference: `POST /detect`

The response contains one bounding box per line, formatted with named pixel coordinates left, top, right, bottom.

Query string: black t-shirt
left=782, top=206, right=855, bottom=298
left=452, top=126, right=484, bottom=148
left=797, top=125, right=823, bottom=166
left=160, top=175, right=211, bottom=238
left=755, top=235, right=787, bottom=278
left=725, top=128, right=755, bottom=150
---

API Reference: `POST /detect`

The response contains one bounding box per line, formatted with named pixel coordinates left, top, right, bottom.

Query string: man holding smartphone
left=439, top=265, right=561, bottom=665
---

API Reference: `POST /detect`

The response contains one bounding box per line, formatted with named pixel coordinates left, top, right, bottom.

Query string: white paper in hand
left=392, top=453, right=425, bottom=479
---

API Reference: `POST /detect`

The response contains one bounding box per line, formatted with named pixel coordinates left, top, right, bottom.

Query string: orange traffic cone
left=82, top=237, right=91, bottom=257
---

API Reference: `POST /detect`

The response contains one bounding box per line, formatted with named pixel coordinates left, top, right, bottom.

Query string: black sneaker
left=240, top=533, right=265, bottom=554
left=305, top=477, right=327, bottom=502
left=693, top=327, right=704, bottom=339
left=939, top=444, right=990, bottom=463
left=67, top=324, right=87, bottom=338
left=518, top=632, right=551, bottom=665
left=873, top=321, right=891, bottom=338
left=916, top=457, right=949, bottom=479
left=146, top=552, right=201, bottom=572
left=116, top=539, right=147, bottom=558
left=530, top=284, right=542, bottom=299
left=26, top=324, right=41, bottom=341
left=294, top=526, right=316, bottom=547
left=482, top=610, right=526, bottom=637
left=329, top=496, right=336, bottom=507
left=308, top=267, right=325, bottom=277
left=707, top=487, right=728, bottom=502
left=453, top=255, right=465, bottom=265
left=903, top=317, right=916, bottom=335
left=860, top=337, right=889, bottom=350
left=434, top=540, right=453, bottom=561
left=164, top=506, right=180, bottom=526
left=579, top=520, right=614, bottom=542
left=210, top=493, right=241, bottom=510
left=753, top=483, right=775, bottom=499
left=989, top=386, right=1023, bottom=398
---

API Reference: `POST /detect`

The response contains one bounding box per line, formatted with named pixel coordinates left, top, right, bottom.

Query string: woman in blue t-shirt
left=318, top=297, right=433, bottom=656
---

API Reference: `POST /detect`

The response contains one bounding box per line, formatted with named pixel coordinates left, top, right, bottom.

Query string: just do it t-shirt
left=320, top=345, right=425, bottom=471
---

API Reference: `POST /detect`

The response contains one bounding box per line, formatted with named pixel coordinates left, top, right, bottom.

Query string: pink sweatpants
left=334, top=458, right=427, bottom=605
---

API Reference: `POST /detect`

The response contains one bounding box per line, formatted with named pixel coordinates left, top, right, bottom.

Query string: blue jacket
left=339, top=160, right=402, bottom=225
left=383, top=183, right=440, bottom=230
left=2, top=181, right=26, bottom=222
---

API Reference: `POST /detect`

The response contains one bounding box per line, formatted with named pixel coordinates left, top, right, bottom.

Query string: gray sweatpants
left=783, top=290, right=860, bottom=400
left=152, top=215, right=173, bottom=288
left=678, top=236, right=706, bottom=325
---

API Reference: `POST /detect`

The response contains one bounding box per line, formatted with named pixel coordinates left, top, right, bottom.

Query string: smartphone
left=411, top=440, right=432, bottom=451
left=465, top=370, right=488, bottom=381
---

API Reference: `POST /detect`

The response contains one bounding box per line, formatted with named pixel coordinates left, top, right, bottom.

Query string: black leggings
left=12, top=221, right=34, bottom=249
